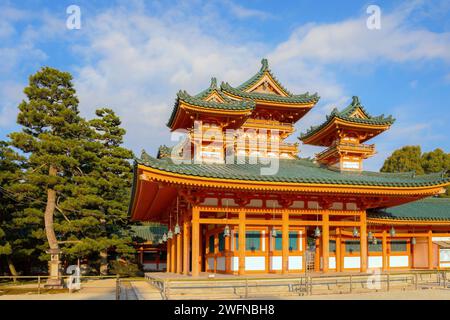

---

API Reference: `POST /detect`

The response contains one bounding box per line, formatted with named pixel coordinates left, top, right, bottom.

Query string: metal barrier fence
left=144, top=270, right=450, bottom=300
left=1, top=270, right=448, bottom=300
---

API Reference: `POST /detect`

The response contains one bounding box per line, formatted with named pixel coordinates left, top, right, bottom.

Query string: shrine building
left=129, top=59, right=450, bottom=276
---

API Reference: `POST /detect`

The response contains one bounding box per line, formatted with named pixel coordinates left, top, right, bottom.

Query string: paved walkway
left=0, top=279, right=117, bottom=300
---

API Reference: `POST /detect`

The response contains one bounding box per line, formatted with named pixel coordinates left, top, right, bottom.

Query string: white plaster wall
left=245, top=256, right=265, bottom=271
left=344, top=257, right=361, bottom=269
left=231, top=257, right=239, bottom=271
left=207, top=257, right=214, bottom=271
left=368, top=256, right=383, bottom=269
left=216, top=257, right=225, bottom=271
left=271, top=256, right=282, bottom=270
left=389, top=256, right=409, bottom=267
left=329, top=257, right=336, bottom=269
left=289, top=256, right=303, bottom=270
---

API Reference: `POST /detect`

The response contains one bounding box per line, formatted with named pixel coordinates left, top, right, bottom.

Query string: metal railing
left=144, top=270, right=450, bottom=300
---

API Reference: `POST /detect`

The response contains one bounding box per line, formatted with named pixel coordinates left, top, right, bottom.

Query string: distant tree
left=380, top=146, right=424, bottom=175
left=381, top=145, right=450, bottom=197
left=422, top=148, right=450, bottom=174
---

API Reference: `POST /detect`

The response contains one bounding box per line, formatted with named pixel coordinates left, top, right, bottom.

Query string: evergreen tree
left=380, top=146, right=424, bottom=174
left=381, top=146, right=450, bottom=197
left=89, top=108, right=135, bottom=274
left=9, top=67, right=97, bottom=280
left=0, top=141, right=45, bottom=277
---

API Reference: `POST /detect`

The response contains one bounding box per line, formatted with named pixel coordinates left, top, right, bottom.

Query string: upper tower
left=300, top=96, right=395, bottom=171
left=166, top=59, right=320, bottom=162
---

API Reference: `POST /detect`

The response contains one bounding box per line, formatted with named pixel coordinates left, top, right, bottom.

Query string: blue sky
left=0, top=0, right=449, bottom=171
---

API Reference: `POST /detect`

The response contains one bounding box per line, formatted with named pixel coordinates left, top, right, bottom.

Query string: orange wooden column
left=314, top=237, right=320, bottom=272
left=382, top=230, right=388, bottom=272
left=336, top=227, right=341, bottom=272
left=281, top=210, right=289, bottom=274
left=176, top=232, right=182, bottom=274
left=428, top=230, right=433, bottom=270
left=360, top=211, right=367, bottom=273
left=225, top=231, right=231, bottom=273
left=191, top=207, right=200, bottom=277
left=167, top=238, right=172, bottom=273
left=238, top=210, right=246, bottom=275
left=183, top=221, right=190, bottom=275
left=170, top=235, right=176, bottom=272
left=213, top=234, right=219, bottom=273
left=322, top=211, right=329, bottom=273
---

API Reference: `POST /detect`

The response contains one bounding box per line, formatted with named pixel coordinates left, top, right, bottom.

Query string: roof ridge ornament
left=210, top=77, right=217, bottom=89
left=260, top=58, right=269, bottom=71
left=352, top=96, right=360, bottom=105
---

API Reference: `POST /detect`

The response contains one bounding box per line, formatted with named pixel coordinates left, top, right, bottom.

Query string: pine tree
left=0, top=141, right=46, bottom=277
left=9, top=67, right=96, bottom=282
left=89, top=108, right=135, bottom=274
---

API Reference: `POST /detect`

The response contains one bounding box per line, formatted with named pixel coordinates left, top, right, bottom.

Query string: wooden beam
left=191, top=207, right=200, bottom=277
left=282, top=210, right=289, bottom=274
left=198, top=206, right=365, bottom=216
left=198, top=218, right=360, bottom=227
left=238, top=211, right=246, bottom=275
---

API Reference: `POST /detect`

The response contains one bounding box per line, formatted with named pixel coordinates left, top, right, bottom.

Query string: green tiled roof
left=166, top=79, right=256, bottom=128
left=221, top=82, right=319, bottom=104
left=131, top=224, right=168, bottom=242
left=219, top=58, right=319, bottom=105
left=300, top=96, right=395, bottom=140
left=236, top=58, right=293, bottom=95
left=368, top=198, right=450, bottom=221
left=137, top=150, right=450, bottom=188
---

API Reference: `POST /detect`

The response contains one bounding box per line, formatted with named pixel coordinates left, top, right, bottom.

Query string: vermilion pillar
left=428, top=230, right=433, bottom=270
left=314, top=238, right=320, bottom=272
left=167, top=238, right=172, bottom=273
left=176, top=232, right=182, bottom=274
left=282, top=210, right=289, bottom=274
left=191, top=207, right=200, bottom=276
left=183, top=221, right=190, bottom=275
left=335, top=227, right=341, bottom=272
left=238, top=210, right=246, bottom=275
left=322, top=212, right=329, bottom=273
left=170, top=235, right=176, bottom=272
left=360, top=211, right=368, bottom=273
left=382, top=230, right=388, bottom=272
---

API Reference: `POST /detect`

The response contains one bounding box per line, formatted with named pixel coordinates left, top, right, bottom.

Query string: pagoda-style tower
left=166, top=59, right=320, bottom=162
left=300, top=96, right=395, bottom=171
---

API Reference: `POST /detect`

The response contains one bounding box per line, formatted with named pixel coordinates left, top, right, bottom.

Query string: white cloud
left=270, top=4, right=450, bottom=65
left=224, top=1, right=272, bottom=20
left=73, top=5, right=268, bottom=153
